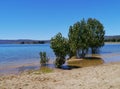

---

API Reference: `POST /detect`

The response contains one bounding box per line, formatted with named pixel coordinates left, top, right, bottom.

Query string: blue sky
left=0, top=0, right=120, bottom=40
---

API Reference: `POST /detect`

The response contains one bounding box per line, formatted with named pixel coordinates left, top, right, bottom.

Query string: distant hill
left=0, top=39, right=50, bottom=44
left=105, top=35, right=120, bottom=40
left=105, top=35, right=120, bottom=42
left=0, top=35, right=120, bottom=44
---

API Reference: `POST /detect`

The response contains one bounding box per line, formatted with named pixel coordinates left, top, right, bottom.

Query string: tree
left=117, top=39, right=120, bottom=42
left=21, top=41, right=25, bottom=44
left=87, top=18, right=105, bottom=53
left=68, top=23, right=80, bottom=58
left=68, top=19, right=91, bottom=58
left=77, top=19, right=91, bottom=58
left=50, top=18, right=105, bottom=65
left=38, top=41, right=45, bottom=44
left=50, top=33, right=68, bottom=68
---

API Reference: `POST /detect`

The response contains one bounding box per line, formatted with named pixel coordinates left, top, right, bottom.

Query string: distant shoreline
left=0, top=39, right=50, bottom=44
left=105, top=42, right=120, bottom=44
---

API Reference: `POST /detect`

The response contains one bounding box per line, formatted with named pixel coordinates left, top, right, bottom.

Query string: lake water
left=0, top=43, right=120, bottom=74
left=99, top=43, right=120, bottom=62
left=0, top=44, right=55, bottom=74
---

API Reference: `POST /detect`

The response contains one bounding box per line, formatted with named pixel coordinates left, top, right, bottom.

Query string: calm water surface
left=100, top=43, right=120, bottom=62
left=0, top=44, right=55, bottom=74
left=0, top=43, right=120, bottom=74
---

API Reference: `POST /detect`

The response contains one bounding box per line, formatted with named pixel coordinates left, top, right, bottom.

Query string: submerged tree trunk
left=69, top=50, right=77, bottom=59
left=91, top=47, right=99, bottom=54
left=77, top=49, right=87, bottom=58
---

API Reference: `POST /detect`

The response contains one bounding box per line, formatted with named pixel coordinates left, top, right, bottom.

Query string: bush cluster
left=50, top=18, right=105, bottom=68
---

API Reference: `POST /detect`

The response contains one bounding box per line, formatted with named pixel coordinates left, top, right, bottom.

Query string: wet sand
left=0, top=60, right=55, bottom=75
left=0, top=63, right=40, bottom=75
left=0, top=62, right=120, bottom=89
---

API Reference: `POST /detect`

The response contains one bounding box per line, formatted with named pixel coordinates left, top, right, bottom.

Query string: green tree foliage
left=117, top=39, right=120, bottom=42
left=21, top=41, right=25, bottom=44
left=50, top=18, right=105, bottom=67
left=78, top=19, right=91, bottom=57
left=39, top=52, right=49, bottom=66
left=50, top=33, right=68, bottom=68
left=68, top=24, right=80, bottom=58
left=68, top=19, right=91, bottom=58
left=87, top=18, right=105, bottom=53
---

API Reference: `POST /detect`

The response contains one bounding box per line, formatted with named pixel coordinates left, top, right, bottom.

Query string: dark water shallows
left=0, top=43, right=120, bottom=74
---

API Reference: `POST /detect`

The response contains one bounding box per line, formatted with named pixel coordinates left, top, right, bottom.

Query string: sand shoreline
left=0, top=62, right=120, bottom=89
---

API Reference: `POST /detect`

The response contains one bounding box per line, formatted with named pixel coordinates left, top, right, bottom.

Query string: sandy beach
left=0, top=62, right=120, bottom=89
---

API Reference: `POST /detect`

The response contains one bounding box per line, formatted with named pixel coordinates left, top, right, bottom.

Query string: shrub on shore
left=39, top=52, right=49, bottom=66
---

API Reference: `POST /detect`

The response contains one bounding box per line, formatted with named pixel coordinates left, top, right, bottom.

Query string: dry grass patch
left=67, top=57, right=104, bottom=68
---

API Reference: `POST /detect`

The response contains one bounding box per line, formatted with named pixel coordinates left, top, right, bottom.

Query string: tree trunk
left=91, top=47, right=99, bottom=54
